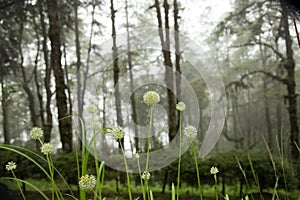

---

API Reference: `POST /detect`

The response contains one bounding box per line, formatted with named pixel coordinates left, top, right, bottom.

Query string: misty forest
left=0, top=0, right=300, bottom=199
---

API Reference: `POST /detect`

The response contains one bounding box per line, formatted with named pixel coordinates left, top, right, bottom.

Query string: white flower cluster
left=41, top=143, right=55, bottom=155
left=29, top=127, right=44, bottom=140
left=143, top=91, right=160, bottom=106
left=111, top=126, right=125, bottom=140
left=183, top=126, right=197, bottom=138
left=79, top=174, right=96, bottom=191
left=176, top=102, right=186, bottom=111
left=142, top=171, right=151, bottom=181
left=6, top=161, right=17, bottom=171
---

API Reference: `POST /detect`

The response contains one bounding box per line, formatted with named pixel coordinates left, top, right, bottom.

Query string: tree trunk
left=18, top=11, right=39, bottom=129
left=154, top=0, right=177, bottom=141
left=47, top=0, right=72, bottom=152
left=163, top=0, right=177, bottom=141
left=125, top=0, right=139, bottom=152
left=111, top=0, right=124, bottom=140
left=1, top=80, right=10, bottom=144
left=280, top=0, right=299, bottom=162
left=38, top=0, right=53, bottom=142
left=174, top=0, right=181, bottom=100
left=74, top=0, right=83, bottom=149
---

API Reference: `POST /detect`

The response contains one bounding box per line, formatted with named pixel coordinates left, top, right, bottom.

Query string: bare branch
left=226, top=70, right=286, bottom=90
left=230, top=42, right=284, bottom=59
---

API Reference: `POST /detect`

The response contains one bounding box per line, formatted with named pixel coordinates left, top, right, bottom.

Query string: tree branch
left=226, top=70, right=286, bottom=90
left=230, top=42, right=284, bottom=59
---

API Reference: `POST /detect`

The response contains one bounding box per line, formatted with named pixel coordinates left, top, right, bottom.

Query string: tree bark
left=153, top=0, right=177, bottom=141
left=38, top=0, right=53, bottom=143
left=111, top=0, right=124, bottom=140
left=18, top=7, right=39, bottom=129
left=47, top=0, right=72, bottom=152
left=174, top=0, right=181, bottom=100
left=163, top=0, right=177, bottom=140
left=1, top=80, right=10, bottom=144
left=74, top=0, right=83, bottom=149
left=125, top=0, right=139, bottom=152
left=280, top=0, right=299, bottom=162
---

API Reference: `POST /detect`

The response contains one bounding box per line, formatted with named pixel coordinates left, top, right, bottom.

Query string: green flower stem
left=192, top=143, right=203, bottom=200
left=145, top=106, right=153, bottom=174
left=214, top=175, right=218, bottom=200
left=46, top=154, right=58, bottom=200
left=145, top=106, right=153, bottom=199
left=176, top=112, right=182, bottom=200
left=119, top=141, right=132, bottom=200
left=11, top=171, right=26, bottom=200
left=137, top=158, right=146, bottom=200
left=94, top=138, right=102, bottom=200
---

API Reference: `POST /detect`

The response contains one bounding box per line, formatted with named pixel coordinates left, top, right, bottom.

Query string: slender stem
left=137, top=158, right=146, bottom=200
left=214, top=176, right=218, bottom=200
left=192, top=143, right=203, bottom=200
left=12, top=171, right=26, bottom=200
left=145, top=106, right=153, bottom=199
left=46, top=154, right=56, bottom=200
left=119, top=141, right=132, bottom=200
left=176, top=112, right=182, bottom=200
left=145, top=106, right=153, bottom=173
left=94, top=137, right=102, bottom=200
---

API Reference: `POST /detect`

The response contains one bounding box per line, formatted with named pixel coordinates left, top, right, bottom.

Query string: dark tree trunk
left=174, top=0, right=181, bottom=100
left=47, top=0, right=72, bottom=152
left=111, top=0, right=124, bottom=139
left=280, top=0, right=299, bottom=162
left=125, top=0, right=139, bottom=152
left=74, top=0, right=83, bottom=149
left=18, top=10, right=39, bottom=129
left=163, top=0, right=177, bottom=141
left=1, top=81, right=10, bottom=144
left=154, top=0, right=177, bottom=141
left=38, top=0, right=53, bottom=142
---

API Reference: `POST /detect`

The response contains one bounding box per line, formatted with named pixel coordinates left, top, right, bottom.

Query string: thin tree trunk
left=47, top=0, right=72, bottom=152
left=111, top=0, right=124, bottom=140
left=174, top=0, right=181, bottom=100
left=18, top=11, right=39, bottom=129
left=163, top=0, right=177, bottom=141
left=154, top=0, right=177, bottom=141
left=38, top=0, right=53, bottom=142
left=32, top=13, right=45, bottom=130
left=125, top=0, right=139, bottom=152
left=1, top=80, right=10, bottom=144
left=280, top=0, right=299, bottom=162
left=74, top=0, right=83, bottom=149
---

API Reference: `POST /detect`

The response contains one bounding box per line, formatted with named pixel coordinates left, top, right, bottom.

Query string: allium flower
left=87, top=105, right=98, bottom=113
left=183, top=125, right=197, bottom=138
left=6, top=161, right=17, bottom=171
left=135, top=152, right=140, bottom=159
left=29, top=127, right=44, bottom=140
left=41, top=143, right=55, bottom=155
left=142, top=171, right=151, bottom=181
left=143, top=91, right=160, bottom=106
left=111, top=126, right=125, bottom=140
left=210, top=166, right=219, bottom=175
left=91, top=121, right=102, bottom=132
left=79, top=174, right=96, bottom=191
left=176, top=102, right=186, bottom=111
left=210, top=166, right=219, bottom=183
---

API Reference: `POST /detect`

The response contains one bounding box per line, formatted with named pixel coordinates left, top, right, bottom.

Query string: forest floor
left=21, top=190, right=297, bottom=200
